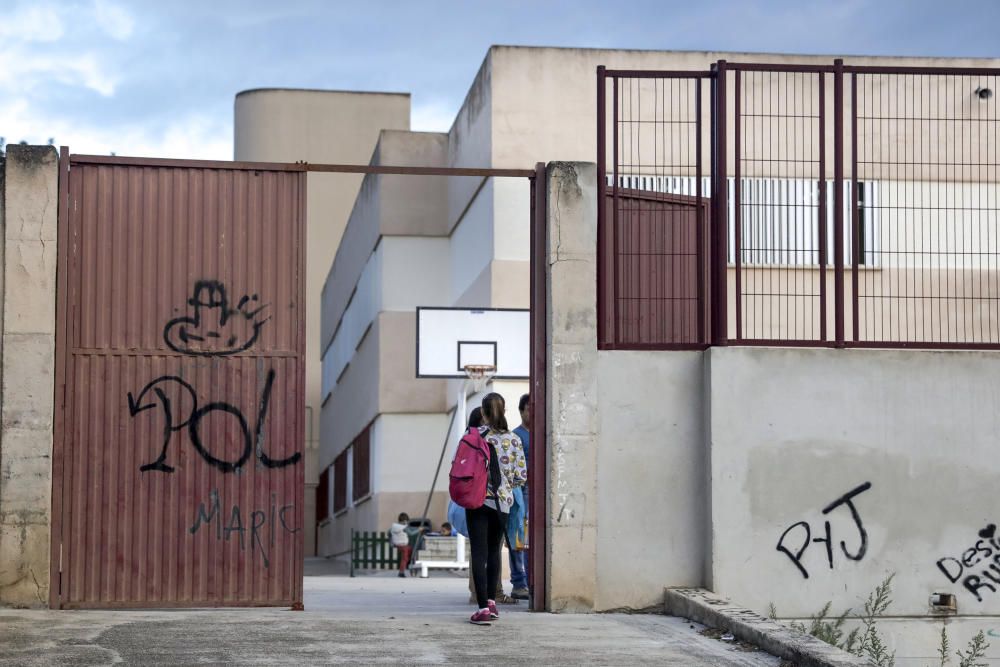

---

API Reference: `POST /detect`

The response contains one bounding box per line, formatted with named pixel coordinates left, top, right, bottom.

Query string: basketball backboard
left=416, top=307, right=529, bottom=379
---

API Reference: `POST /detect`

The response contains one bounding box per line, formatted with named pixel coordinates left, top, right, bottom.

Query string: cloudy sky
left=3, top=0, right=997, bottom=160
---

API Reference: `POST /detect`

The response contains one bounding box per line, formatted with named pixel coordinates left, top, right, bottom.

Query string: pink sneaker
left=469, top=608, right=492, bottom=625
left=487, top=600, right=499, bottom=619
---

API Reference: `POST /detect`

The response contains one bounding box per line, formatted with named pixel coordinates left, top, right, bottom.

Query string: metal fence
left=349, top=530, right=400, bottom=576
left=598, top=60, right=1000, bottom=349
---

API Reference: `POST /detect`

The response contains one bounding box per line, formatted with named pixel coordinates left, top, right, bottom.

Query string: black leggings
left=466, top=505, right=504, bottom=609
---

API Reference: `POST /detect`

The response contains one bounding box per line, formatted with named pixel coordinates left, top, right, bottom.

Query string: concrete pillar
left=545, top=162, right=599, bottom=611
left=0, top=146, right=58, bottom=607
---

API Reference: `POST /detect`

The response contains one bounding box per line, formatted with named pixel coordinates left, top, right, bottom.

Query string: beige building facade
left=315, top=46, right=998, bottom=558
left=233, top=89, right=410, bottom=555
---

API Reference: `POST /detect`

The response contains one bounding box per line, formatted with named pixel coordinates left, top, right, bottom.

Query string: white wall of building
left=492, top=177, right=531, bottom=263
left=374, top=413, right=452, bottom=495
left=322, top=242, right=383, bottom=401
left=322, top=236, right=451, bottom=405
left=382, top=237, right=451, bottom=310
left=449, top=181, right=494, bottom=303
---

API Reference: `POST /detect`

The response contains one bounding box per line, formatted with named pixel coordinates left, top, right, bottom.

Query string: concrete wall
left=708, top=345, right=1000, bottom=665
left=545, top=161, right=706, bottom=612
left=235, top=89, right=410, bottom=556
left=545, top=161, right=1000, bottom=660
left=0, top=146, right=58, bottom=606
left=545, top=162, right=600, bottom=612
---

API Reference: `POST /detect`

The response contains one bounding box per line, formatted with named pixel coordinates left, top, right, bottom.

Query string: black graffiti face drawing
left=163, top=280, right=269, bottom=356
left=126, top=280, right=300, bottom=474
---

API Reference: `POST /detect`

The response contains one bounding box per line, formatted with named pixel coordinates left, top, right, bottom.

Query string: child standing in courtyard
left=390, top=512, right=412, bottom=578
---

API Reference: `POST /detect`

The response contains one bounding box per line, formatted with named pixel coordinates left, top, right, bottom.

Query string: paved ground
left=0, top=559, right=782, bottom=665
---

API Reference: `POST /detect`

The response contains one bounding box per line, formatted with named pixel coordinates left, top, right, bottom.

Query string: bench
left=412, top=535, right=469, bottom=578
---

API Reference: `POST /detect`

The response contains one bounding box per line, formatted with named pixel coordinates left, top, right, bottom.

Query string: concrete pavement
left=0, top=559, right=782, bottom=665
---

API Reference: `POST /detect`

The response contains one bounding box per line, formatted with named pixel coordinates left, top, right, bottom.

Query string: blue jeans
left=508, top=548, right=528, bottom=590
left=508, top=489, right=529, bottom=590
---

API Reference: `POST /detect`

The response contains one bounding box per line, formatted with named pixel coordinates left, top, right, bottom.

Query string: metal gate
left=51, top=152, right=306, bottom=608
left=599, top=60, right=1000, bottom=350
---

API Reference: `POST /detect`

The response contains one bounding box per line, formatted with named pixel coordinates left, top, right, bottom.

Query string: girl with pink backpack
left=451, top=393, right=526, bottom=625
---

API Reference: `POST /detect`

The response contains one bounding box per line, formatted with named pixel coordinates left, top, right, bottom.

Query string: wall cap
left=664, top=587, right=872, bottom=667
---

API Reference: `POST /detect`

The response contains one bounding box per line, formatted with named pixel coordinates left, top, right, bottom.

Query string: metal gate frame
left=599, top=60, right=1000, bottom=350
left=51, top=152, right=549, bottom=610
left=596, top=67, right=716, bottom=350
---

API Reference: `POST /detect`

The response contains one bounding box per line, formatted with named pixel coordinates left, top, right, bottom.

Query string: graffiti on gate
left=163, top=280, right=270, bottom=356
left=936, top=523, right=1000, bottom=603
left=127, top=369, right=300, bottom=472
left=126, top=280, right=300, bottom=473
left=776, top=482, right=872, bottom=579
left=189, top=489, right=299, bottom=568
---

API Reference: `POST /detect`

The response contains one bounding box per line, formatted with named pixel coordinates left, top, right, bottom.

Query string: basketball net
left=463, top=364, right=496, bottom=393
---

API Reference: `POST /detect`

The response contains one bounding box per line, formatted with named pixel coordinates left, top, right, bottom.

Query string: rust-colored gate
left=600, top=188, right=710, bottom=347
left=51, top=152, right=306, bottom=608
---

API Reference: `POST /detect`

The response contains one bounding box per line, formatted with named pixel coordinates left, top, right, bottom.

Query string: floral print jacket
left=479, top=426, right=527, bottom=515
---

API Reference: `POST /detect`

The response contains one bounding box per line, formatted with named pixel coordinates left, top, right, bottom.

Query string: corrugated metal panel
left=54, top=158, right=305, bottom=608
left=601, top=189, right=709, bottom=347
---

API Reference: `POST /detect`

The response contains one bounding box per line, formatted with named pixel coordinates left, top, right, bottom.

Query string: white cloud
left=0, top=1, right=126, bottom=98
left=0, top=97, right=231, bottom=160
left=93, top=0, right=135, bottom=41
left=0, top=4, right=65, bottom=42
left=0, top=48, right=120, bottom=96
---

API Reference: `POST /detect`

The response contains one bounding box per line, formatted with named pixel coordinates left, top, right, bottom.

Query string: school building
left=268, top=45, right=998, bottom=663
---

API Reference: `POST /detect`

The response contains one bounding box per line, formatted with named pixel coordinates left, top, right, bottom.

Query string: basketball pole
left=418, top=402, right=459, bottom=544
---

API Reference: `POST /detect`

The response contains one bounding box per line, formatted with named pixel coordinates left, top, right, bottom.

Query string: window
left=610, top=175, right=880, bottom=267
left=352, top=425, right=371, bottom=502
left=333, top=450, right=348, bottom=514
left=316, top=467, right=330, bottom=522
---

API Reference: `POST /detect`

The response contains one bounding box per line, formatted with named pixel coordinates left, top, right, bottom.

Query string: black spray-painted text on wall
left=776, top=482, right=872, bottom=579
left=937, top=524, right=1000, bottom=602
left=126, top=280, right=300, bottom=473
left=189, top=489, right=299, bottom=568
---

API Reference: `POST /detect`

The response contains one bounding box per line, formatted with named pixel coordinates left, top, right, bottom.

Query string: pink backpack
left=449, top=428, right=491, bottom=509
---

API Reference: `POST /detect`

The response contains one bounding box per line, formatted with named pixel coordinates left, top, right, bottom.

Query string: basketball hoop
left=463, top=364, right=496, bottom=393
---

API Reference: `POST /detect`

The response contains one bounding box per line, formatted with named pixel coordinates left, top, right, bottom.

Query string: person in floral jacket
left=466, top=392, right=526, bottom=625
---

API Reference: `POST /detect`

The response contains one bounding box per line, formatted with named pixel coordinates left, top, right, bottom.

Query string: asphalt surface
left=0, top=559, right=782, bottom=666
